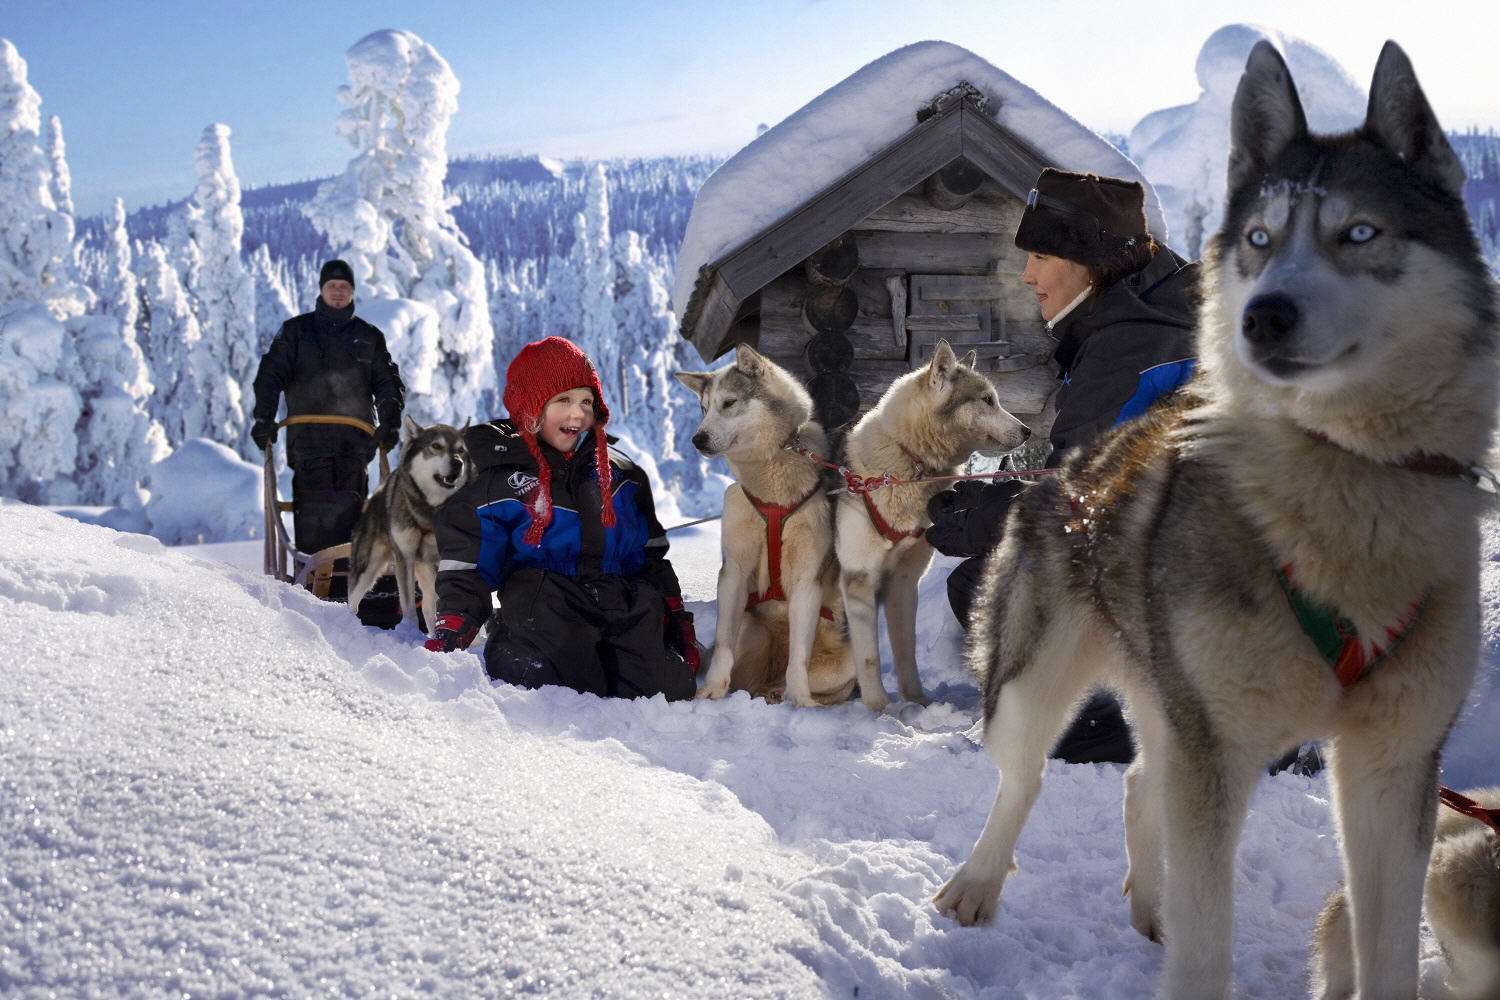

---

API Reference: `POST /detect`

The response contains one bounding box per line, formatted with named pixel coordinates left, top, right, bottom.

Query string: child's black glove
left=925, top=480, right=1024, bottom=558
left=424, top=612, right=479, bottom=653
left=663, top=596, right=701, bottom=674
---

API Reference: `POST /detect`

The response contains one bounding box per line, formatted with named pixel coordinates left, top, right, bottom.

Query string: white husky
left=835, top=339, right=1032, bottom=712
left=676, top=346, right=856, bottom=706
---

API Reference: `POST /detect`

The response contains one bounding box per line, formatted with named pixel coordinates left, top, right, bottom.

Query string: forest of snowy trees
left=4, top=26, right=1499, bottom=535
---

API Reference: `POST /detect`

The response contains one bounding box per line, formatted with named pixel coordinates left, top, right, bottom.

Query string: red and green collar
left=1275, top=563, right=1423, bottom=688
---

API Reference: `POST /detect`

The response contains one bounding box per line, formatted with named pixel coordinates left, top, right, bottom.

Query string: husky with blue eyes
left=934, top=40, right=1498, bottom=1000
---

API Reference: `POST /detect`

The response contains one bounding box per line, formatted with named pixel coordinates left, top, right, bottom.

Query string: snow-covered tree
left=135, top=240, right=207, bottom=446
left=97, top=198, right=139, bottom=330
left=248, top=244, right=294, bottom=353
left=305, top=29, right=494, bottom=424
left=579, top=164, right=621, bottom=407
left=0, top=38, right=89, bottom=318
left=0, top=302, right=81, bottom=500
left=69, top=309, right=167, bottom=506
left=43, top=114, right=73, bottom=217
left=181, top=123, right=255, bottom=456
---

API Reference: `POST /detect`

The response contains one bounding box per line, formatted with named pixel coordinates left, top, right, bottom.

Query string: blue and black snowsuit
left=432, top=420, right=694, bottom=701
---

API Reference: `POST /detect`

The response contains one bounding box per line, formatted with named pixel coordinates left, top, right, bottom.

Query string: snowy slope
left=672, top=40, right=1164, bottom=324
left=3, top=502, right=1497, bottom=997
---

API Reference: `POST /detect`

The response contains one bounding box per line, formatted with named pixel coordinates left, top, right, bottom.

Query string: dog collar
left=1303, top=429, right=1499, bottom=493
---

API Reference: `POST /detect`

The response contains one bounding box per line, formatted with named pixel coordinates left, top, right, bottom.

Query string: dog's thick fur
left=676, top=347, right=856, bottom=706
left=1313, top=786, right=1500, bottom=1000
left=933, top=41, right=1499, bottom=999
left=348, top=416, right=470, bottom=632
left=835, top=340, right=1032, bottom=712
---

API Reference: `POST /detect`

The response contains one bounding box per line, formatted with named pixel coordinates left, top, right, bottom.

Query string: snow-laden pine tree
left=611, top=229, right=717, bottom=514
left=135, top=240, right=208, bottom=446
left=488, top=257, right=544, bottom=379
left=305, top=29, right=493, bottom=424
left=579, top=163, right=621, bottom=406
left=70, top=196, right=166, bottom=506
left=0, top=302, right=81, bottom=500
left=43, top=114, right=73, bottom=217
left=180, top=123, right=255, bottom=456
left=248, top=244, right=295, bottom=356
left=0, top=38, right=90, bottom=318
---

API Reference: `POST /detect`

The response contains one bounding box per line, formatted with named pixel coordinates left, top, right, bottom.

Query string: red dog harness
left=861, top=443, right=928, bottom=545
left=742, top=486, right=835, bottom=622
left=1439, top=787, right=1500, bottom=835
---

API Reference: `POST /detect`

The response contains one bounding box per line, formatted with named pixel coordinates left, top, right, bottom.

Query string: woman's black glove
left=925, top=479, right=1023, bottom=558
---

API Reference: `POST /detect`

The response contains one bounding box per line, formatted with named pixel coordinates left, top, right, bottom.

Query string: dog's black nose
left=1242, top=294, right=1299, bottom=346
left=691, top=430, right=710, bottom=452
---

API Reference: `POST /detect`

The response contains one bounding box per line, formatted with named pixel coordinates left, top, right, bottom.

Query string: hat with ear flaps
left=502, top=336, right=614, bottom=546
left=1014, top=168, right=1151, bottom=269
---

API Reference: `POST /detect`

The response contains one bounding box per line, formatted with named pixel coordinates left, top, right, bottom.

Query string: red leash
left=1439, top=786, right=1500, bottom=836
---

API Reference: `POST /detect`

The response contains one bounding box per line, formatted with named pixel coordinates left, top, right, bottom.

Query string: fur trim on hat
left=502, top=336, right=614, bottom=546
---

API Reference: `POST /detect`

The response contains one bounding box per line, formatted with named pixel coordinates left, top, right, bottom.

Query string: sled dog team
left=345, top=42, right=1500, bottom=1000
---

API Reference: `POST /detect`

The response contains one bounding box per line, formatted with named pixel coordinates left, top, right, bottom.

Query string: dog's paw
left=898, top=686, right=932, bottom=708
left=695, top=674, right=731, bottom=700
left=860, top=687, right=891, bottom=713
left=785, top=688, right=819, bottom=709
left=934, top=864, right=1006, bottom=926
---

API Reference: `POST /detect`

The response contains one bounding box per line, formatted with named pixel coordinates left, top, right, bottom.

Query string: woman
left=927, top=168, right=1198, bottom=763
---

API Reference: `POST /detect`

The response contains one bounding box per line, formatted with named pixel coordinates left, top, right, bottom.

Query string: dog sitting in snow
left=348, top=416, right=470, bottom=633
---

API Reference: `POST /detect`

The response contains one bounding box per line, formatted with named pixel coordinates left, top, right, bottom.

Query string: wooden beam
left=860, top=190, right=1012, bottom=235
left=683, top=270, right=743, bottom=362
left=959, top=106, right=1050, bottom=199
left=804, top=233, right=859, bottom=287
left=715, top=110, right=964, bottom=299
left=801, top=285, right=858, bottom=337
left=849, top=230, right=1005, bottom=272
left=760, top=311, right=908, bottom=361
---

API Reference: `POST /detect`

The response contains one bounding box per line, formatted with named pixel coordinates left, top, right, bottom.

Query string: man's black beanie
left=319, top=259, right=355, bottom=289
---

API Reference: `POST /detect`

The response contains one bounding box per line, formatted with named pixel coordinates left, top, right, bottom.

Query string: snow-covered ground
left=3, top=501, right=1496, bottom=997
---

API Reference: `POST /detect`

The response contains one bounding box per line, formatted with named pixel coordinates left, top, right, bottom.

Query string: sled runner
left=261, top=415, right=391, bottom=599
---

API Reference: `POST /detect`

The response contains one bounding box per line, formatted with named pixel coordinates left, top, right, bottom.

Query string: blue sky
left=7, top=0, right=1499, bottom=216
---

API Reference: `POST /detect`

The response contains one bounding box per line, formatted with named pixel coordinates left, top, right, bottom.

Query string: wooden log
left=806, top=331, right=854, bottom=373
left=809, top=372, right=862, bottom=429
left=924, top=159, right=986, bottom=210
left=860, top=188, right=1021, bottom=235
left=801, top=285, right=858, bottom=337
left=803, top=233, right=859, bottom=287
left=847, top=229, right=1005, bottom=272
left=761, top=312, right=908, bottom=361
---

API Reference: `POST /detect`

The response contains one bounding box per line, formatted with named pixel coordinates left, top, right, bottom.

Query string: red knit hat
left=503, top=336, right=614, bottom=545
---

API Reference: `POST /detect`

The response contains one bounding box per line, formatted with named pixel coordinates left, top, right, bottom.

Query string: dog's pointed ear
left=927, top=339, right=958, bottom=389
left=674, top=370, right=712, bottom=399
left=734, top=343, right=764, bottom=377
left=960, top=349, right=979, bottom=370
left=1228, top=41, right=1309, bottom=194
left=401, top=413, right=421, bottom=440
left=1364, top=41, right=1465, bottom=197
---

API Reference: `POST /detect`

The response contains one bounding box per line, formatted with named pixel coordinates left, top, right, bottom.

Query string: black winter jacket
left=926, top=248, right=1198, bottom=558
left=433, top=420, right=684, bottom=626
left=251, top=298, right=405, bottom=449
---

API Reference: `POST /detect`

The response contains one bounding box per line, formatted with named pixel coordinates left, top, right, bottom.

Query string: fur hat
left=502, top=336, right=614, bottom=545
left=319, top=259, right=355, bottom=289
left=1014, top=169, right=1149, bottom=269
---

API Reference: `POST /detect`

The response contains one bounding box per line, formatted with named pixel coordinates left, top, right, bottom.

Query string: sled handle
left=276, top=414, right=392, bottom=481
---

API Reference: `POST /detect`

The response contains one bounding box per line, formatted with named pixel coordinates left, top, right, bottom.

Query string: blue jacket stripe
left=1114, top=358, right=1197, bottom=424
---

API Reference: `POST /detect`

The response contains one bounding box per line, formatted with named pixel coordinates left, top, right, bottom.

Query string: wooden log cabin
left=674, top=59, right=1166, bottom=438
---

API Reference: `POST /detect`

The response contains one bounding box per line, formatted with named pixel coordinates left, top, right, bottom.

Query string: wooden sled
left=262, top=415, right=391, bottom=599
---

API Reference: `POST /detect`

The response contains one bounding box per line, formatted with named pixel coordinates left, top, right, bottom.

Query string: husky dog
left=675, top=346, right=856, bottom=706
left=835, top=340, right=1032, bottom=712
left=348, top=416, right=471, bottom=632
left=1313, top=786, right=1500, bottom=1000
left=933, top=41, right=1498, bottom=999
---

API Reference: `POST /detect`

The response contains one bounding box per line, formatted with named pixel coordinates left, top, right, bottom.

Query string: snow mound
left=4, top=504, right=1496, bottom=996
left=1127, top=24, right=1367, bottom=254
left=143, top=437, right=262, bottom=544
left=673, top=40, right=1163, bottom=322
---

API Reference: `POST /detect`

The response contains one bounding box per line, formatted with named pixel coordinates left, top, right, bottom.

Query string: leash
left=1439, top=786, right=1500, bottom=836
left=782, top=443, right=1061, bottom=497
left=663, top=514, right=722, bottom=534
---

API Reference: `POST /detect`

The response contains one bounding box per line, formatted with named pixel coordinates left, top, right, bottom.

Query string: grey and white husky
left=1313, top=786, right=1500, bottom=1000
left=934, top=41, right=1498, bottom=1000
left=676, top=346, right=856, bottom=706
left=348, top=415, right=470, bottom=632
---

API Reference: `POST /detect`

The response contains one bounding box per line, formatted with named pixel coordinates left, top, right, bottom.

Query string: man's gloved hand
left=925, top=479, right=1024, bottom=558
left=375, top=421, right=401, bottom=452
left=251, top=419, right=277, bottom=452
left=663, top=596, right=702, bottom=674
left=424, top=612, right=479, bottom=653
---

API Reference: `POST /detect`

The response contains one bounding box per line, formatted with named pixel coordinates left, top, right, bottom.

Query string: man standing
left=251, top=260, right=405, bottom=591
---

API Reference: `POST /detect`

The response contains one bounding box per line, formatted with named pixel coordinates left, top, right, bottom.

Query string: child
left=425, top=336, right=698, bottom=702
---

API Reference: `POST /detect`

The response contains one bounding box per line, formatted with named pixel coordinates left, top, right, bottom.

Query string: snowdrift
left=3, top=503, right=1496, bottom=997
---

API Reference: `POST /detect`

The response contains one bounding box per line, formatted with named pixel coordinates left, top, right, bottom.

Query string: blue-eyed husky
left=935, top=40, right=1498, bottom=999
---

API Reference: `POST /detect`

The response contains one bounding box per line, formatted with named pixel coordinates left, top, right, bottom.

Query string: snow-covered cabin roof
left=673, top=40, right=1165, bottom=359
